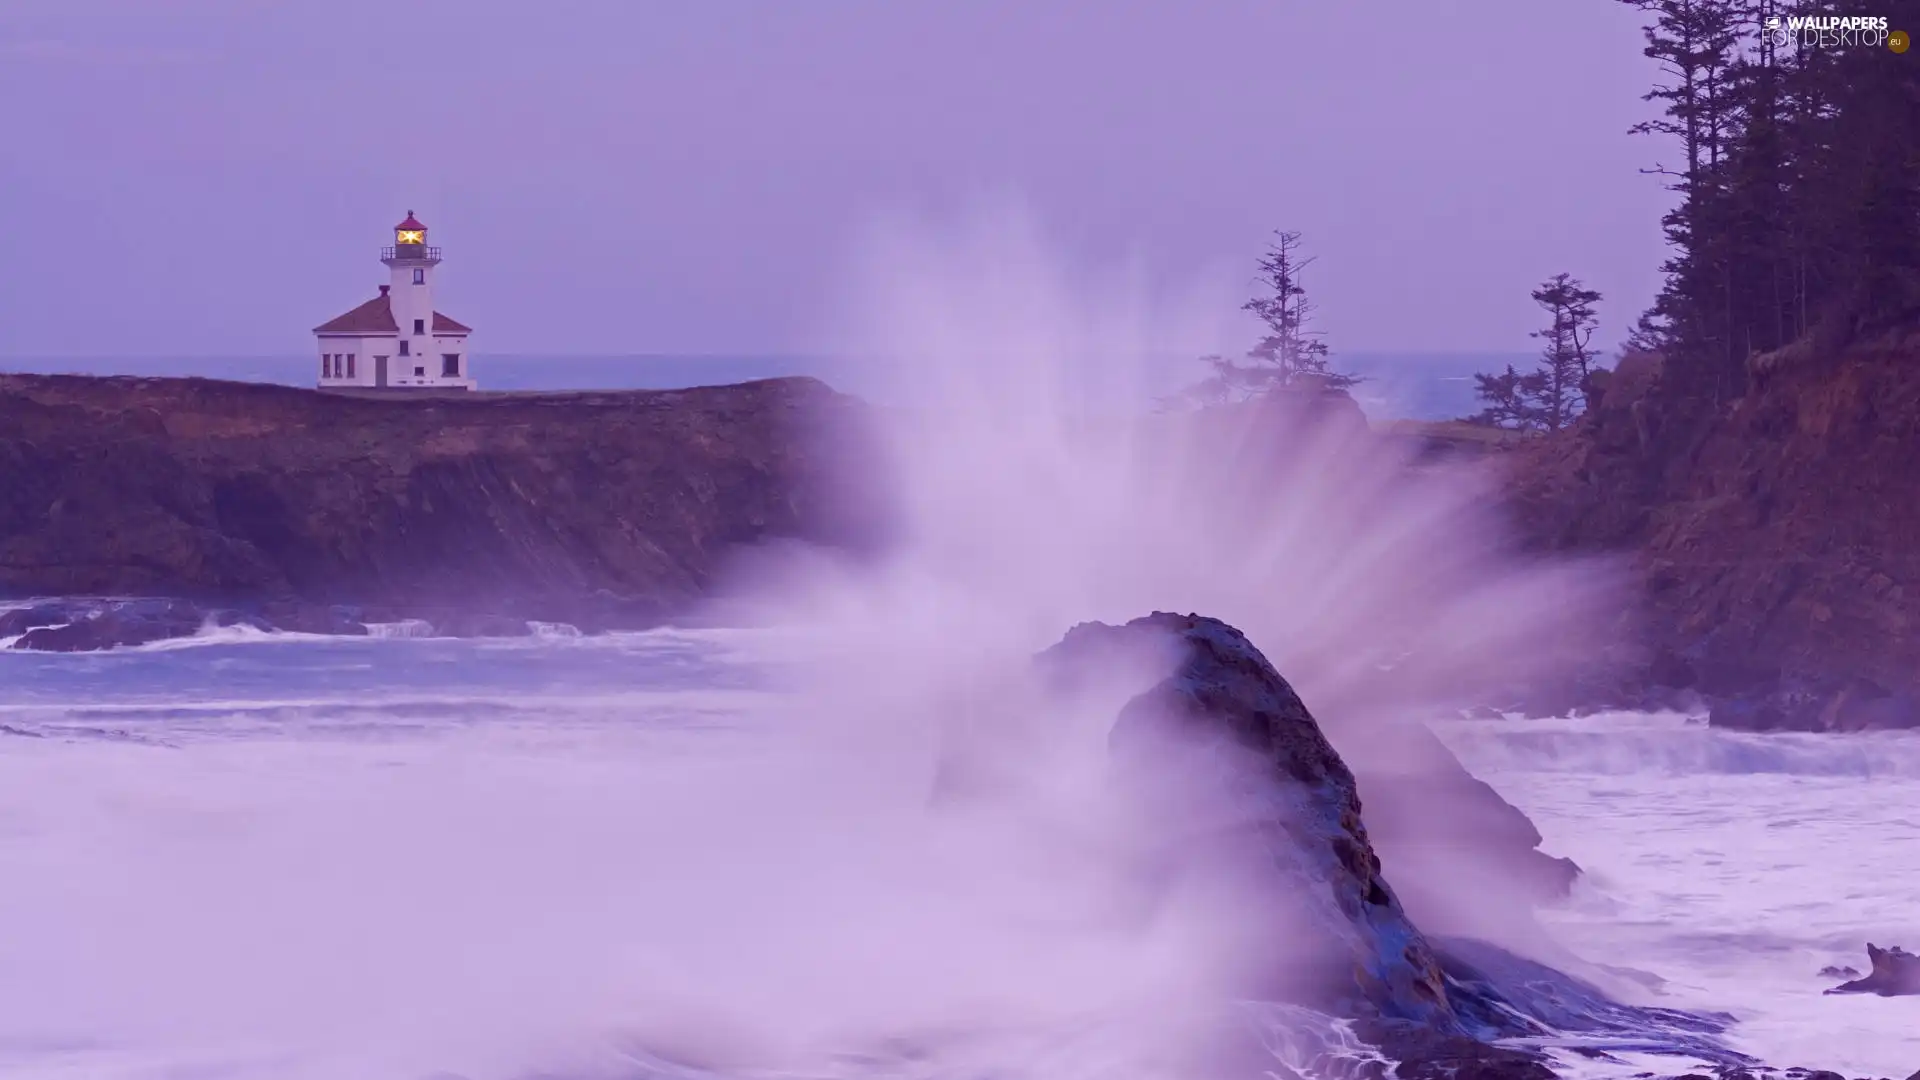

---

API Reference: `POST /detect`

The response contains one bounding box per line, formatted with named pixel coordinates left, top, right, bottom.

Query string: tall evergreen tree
left=1529, top=274, right=1606, bottom=431
left=1176, top=230, right=1359, bottom=406
left=1468, top=274, right=1603, bottom=431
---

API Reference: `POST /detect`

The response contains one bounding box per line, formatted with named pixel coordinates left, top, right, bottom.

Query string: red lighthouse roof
left=394, top=210, right=427, bottom=231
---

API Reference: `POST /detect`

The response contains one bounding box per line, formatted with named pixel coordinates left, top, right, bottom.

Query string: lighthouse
left=312, top=212, right=475, bottom=390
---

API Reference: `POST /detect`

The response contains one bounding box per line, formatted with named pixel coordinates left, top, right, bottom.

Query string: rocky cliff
left=0, top=374, right=880, bottom=632
left=1505, top=333, right=1920, bottom=729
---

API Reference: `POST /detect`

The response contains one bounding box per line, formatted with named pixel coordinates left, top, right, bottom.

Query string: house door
left=375, top=356, right=389, bottom=387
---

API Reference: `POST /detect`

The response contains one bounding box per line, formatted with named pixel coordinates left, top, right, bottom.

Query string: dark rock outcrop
left=0, top=603, right=66, bottom=638
left=10, top=598, right=206, bottom=651
left=1506, top=339, right=1920, bottom=728
left=1029, top=613, right=1749, bottom=1076
left=1348, top=719, right=1583, bottom=919
left=0, top=596, right=614, bottom=651
left=1825, top=944, right=1920, bottom=997
left=1042, top=612, right=1462, bottom=1028
left=0, top=373, right=880, bottom=631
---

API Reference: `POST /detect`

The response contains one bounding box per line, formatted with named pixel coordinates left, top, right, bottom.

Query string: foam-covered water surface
left=0, top=630, right=1356, bottom=1080
left=1439, top=712, right=1920, bottom=1076
left=4, top=635, right=1913, bottom=1079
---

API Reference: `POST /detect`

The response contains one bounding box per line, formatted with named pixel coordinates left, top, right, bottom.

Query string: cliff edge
left=0, top=374, right=879, bottom=630
left=1506, top=334, right=1920, bottom=729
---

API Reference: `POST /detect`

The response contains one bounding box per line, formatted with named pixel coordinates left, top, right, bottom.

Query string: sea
left=0, top=626, right=1916, bottom=1080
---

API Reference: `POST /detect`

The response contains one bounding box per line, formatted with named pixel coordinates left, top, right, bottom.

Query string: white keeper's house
left=313, top=212, right=475, bottom=390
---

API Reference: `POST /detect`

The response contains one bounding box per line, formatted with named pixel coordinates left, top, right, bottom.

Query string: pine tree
left=1177, top=230, right=1360, bottom=405
left=1470, top=364, right=1548, bottom=430
left=1528, top=274, right=1605, bottom=431
left=1617, top=0, right=1920, bottom=407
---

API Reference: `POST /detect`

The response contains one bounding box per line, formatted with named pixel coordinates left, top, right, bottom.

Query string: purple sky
left=0, top=0, right=1673, bottom=358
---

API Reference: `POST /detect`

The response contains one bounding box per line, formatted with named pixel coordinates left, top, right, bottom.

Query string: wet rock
left=12, top=600, right=206, bottom=652
left=1352, top=1021, right=1556, bottom=1080
left=253, top=601, right=370, bottom=636
left=1710, top=680, right=1920, bottom=734
left=1818, top=965, right=1861, bottom=980
left=431, top=612, right=533, bottom=638
left=1824, top=944, right=1920, bottom=996
left=1346, top=719, right=1584, bottom=917
left=1708, top=696, right=1800, bottom=732
left=1040, top=612, right=1464, bottom=1028
left=0, top=603, right=69, bottom=638
left=1818, top=679, right=1918, bottom=732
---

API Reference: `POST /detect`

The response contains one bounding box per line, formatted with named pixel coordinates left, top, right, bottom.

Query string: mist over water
left=0, top=210, right=1771, bottom=1080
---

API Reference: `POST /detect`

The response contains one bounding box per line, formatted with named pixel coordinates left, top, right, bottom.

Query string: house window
left=346, top=355, right=356, bottom=378
left=412, top=269, right=424, bottom=285
left=399, top=340, right=410, bottom=357
left=441, top=353, right=460, bottom=377
left=413, top=318, right=424, bottom=335
left=414, top=366, right=426, bottom=378
left=321, top=354, right=330, bottom=378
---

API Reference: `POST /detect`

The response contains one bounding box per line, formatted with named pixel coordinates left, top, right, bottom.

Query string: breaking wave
left=1438, top=713, right=1920, bottom=779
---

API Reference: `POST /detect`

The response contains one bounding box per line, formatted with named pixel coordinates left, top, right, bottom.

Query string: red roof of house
left=395, top=210, right=427, bottom=231
left=313, top=293, right=470, bottom=336
left=312, top=295, right=398, bottom=334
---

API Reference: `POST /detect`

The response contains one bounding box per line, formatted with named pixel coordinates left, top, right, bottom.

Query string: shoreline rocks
left=0, top=595, right=644, bottom=651
left=1825, top=945, right=1920, bottom=997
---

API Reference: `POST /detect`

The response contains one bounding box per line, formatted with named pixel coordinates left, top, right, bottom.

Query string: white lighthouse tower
left=312, top=211, right=475, bottom=391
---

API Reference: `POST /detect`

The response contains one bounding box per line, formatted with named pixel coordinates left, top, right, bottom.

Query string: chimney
left=379, top=284, right=390, bottom=296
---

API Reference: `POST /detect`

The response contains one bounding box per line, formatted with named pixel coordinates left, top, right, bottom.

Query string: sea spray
left=0, top=207, right=1630, bottom=1080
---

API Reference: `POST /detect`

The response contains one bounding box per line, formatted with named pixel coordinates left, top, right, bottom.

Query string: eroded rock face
left=1341, top=718, right=1583, bottom=929
left=1825, top=944, right=1920, bottom=997
left=1709, top=677, right=1920, bottom=734
left=0, top=373, right=881, bottom=627
left=1040, top=612, right=1462, bottom=1030
left=1506, top=343, right=1920, bottom=728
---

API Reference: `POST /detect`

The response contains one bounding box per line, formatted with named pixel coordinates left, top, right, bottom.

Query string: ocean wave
left=367, top=618, right=438, bottom=639
left=1438, top=713, right=1920, bottom=778
left=0, top=687, right=771, bottom=740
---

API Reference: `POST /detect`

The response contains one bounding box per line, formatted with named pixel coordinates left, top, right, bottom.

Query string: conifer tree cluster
left=1474, top=1, right=1916, bottom=430
left=1619, top=0, right=1919, bottom=405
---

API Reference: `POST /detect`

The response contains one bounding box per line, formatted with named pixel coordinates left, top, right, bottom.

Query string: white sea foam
left=1443, top=713, right=1920, bottom=1077
left=1445, top=710, right=1920, bottom=778
left=368, top=618, right=440, bottom=639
